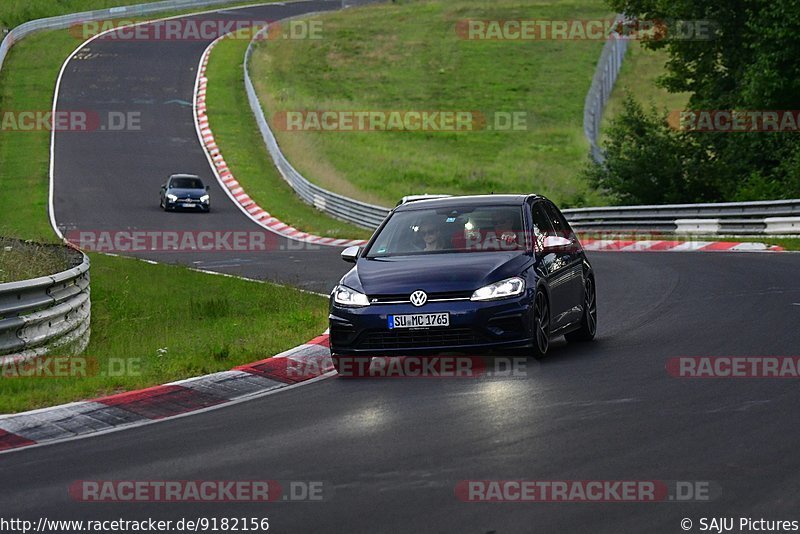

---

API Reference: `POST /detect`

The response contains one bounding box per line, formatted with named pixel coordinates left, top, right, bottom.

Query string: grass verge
left=1, top=0, right=167, bottom=28
left=251, top=0, right=613, bottom=209
left=0, top=237, right=73, bottom=283
left=205, top=36, right=373, bottom=240
left=0, top=253, right=327, bottom=414
left=0, top=11, right=328, bottom=413
left=600, top=41, right=691, bottom=133
left=1, top=0, right=282, bottom=28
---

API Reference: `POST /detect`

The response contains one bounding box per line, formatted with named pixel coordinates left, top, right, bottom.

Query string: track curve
left=2, top=250, right=800, bottom=532
left=50, top=0, right=348, bottom=293
left=4, top=3, right=800, bottom=533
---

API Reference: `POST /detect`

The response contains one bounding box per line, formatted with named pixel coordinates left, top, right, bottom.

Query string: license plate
left=182, top=203, right=195, bottom=208
left=388, top=313, right=449, bottom=330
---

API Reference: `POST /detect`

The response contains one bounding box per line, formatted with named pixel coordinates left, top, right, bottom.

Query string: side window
left=529, top=201, right=554, bottom=252
left=542, top=201, right=574, bottom=242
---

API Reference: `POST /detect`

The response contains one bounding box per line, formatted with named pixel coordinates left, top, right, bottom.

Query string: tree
left=591, top=0, right=800, bottom=203
left=583, top=94, right=724, bottom=204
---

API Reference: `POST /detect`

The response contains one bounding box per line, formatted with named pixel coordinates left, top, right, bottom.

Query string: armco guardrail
left=244, top=24, right=391, bottom=229
left=563, top=199, right=800, bottom=235
left=242, top=16, right=800, bottom=235
left=583, top=15, right=628, bottom=164
left=0, top=242, right=90, bottom=358
left=243, top=12, right=632, bottom=228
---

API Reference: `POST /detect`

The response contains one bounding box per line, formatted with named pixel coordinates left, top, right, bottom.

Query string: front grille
left=355, top=328, right=484, bottom=350
left=369, top=291, right=472, bottom=304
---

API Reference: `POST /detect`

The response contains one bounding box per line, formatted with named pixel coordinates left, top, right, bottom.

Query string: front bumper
left=166, top=199, right=209, bottom=210
left=329, top=293, right=534, bottom=356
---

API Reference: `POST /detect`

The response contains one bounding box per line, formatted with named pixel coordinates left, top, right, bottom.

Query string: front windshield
left=170, top=177, right=203, bottom=189
left=365, top=205, right=527, bottom=258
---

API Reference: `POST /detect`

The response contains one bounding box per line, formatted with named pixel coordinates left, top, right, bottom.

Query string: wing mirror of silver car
left=341, top=245, right=361, bottom=263
left=542, top=236, right=572, bottom=251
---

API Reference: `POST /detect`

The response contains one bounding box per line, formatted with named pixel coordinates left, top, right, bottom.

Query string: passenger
left=418, top=217, right=447, bottom=251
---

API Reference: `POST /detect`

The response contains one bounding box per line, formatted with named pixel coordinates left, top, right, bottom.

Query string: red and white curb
left=194, top=37, right=367, bottom=248
left=0, top=335, right=333, bottom=454
left=579, top=238, right=784, bottom=252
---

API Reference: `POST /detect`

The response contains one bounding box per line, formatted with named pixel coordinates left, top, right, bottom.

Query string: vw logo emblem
left=410, top=290, right=428, bottom=307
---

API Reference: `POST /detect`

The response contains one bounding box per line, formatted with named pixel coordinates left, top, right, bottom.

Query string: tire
left=532, top=289, right=550, bottom=360
left=565, top=277, right=597, bottom=343
left=332, top=355, right=373, bottom=378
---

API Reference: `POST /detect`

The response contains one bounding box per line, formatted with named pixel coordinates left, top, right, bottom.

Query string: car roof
left=169, top=173, right=201, bottom=180
left=393, top=194, right=539, bottom=212
left=396, top=194, right=452, bottom=206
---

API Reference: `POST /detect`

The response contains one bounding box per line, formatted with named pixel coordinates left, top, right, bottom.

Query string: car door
left=529, top=200, right=573, bottom=331
left=541, top=200, right=584, bottom=326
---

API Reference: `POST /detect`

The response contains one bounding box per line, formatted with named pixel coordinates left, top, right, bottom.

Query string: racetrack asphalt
left=6, top=2, right=800, bottom=533
left=2, top=250, right=799, bottom=533
left=51, top=0, right=349, bottom=294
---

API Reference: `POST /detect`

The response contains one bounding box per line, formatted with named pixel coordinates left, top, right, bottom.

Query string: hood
left=168, top=188, right=206, bottom=198
left=342, top=252, right=531, bottom=295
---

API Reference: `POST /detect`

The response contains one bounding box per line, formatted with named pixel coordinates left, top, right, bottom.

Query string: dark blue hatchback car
left=329, top=194, right=597, bottom=375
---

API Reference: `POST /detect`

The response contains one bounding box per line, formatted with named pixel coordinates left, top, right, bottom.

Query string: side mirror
left=341, top=245, right=361, bottom=263
left=542, top=236, right=572, bottom=252
left=205, top=185, right=210, bottom=191
left=160, top=184, right=166, bottom=190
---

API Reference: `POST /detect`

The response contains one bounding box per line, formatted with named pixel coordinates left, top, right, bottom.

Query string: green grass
left=0, top=31, right=73, bottom=241
left=0, top=237, right=73, bottom=283
left=205, top=36, right=373, bottom=240
left=251, top=0, right=614, bottom=209
left=0, top=0, right=281, bottom=29
left=601, top=40, right=691, bottom=132
left=0, top=13, right=328, bottom=413
left=0, top=253, right=327, bottom=413
left=0, top=0, right=171, bottom=28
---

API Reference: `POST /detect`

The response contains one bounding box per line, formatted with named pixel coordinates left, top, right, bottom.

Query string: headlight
left=166, top=194, right=177, bottom=201
left=200, top=194, right=210, bottom=203
left=333, top=285, right=370, bottom=307
left=471, top=276, right=525, bottom=301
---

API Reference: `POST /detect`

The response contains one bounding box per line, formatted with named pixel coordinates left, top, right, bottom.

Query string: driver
left=487, top=210, right=520, bottom=249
